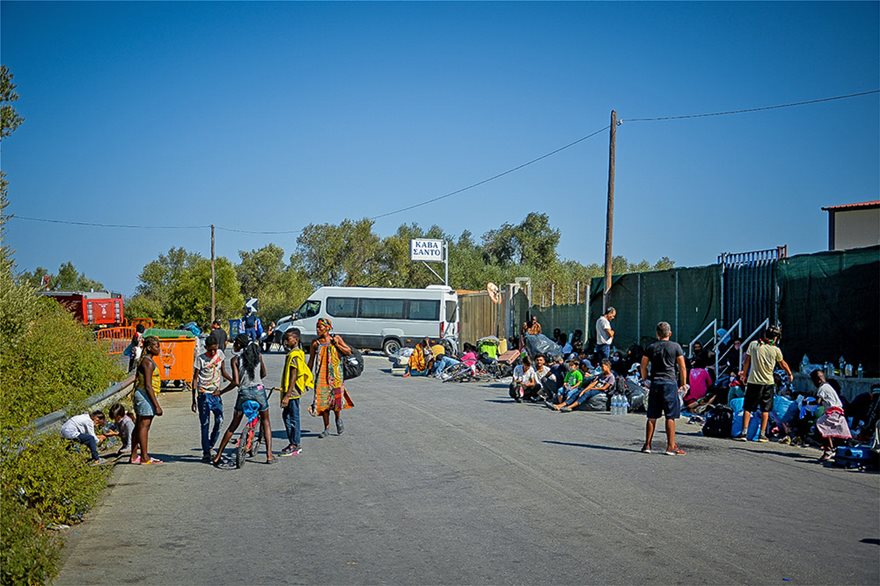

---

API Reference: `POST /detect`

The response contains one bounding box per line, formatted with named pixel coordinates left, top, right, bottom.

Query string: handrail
left=739, top=317, right=770, bottom=370
left=689, top=319, right=717, bottom=357
left=715, top=318, right=743, bottom=375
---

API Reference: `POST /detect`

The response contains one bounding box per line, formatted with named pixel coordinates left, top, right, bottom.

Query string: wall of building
left=833, top=208, right=880, bottom=250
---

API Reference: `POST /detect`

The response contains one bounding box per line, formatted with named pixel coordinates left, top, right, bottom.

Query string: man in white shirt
left=595, top=307, right=617, bottom=360
left=509, top=356, right=542, bottom=403
left=61, top=411, right=108, bottom=464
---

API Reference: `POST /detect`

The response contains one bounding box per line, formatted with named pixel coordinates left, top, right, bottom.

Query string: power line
left=214, top=226, right=304, bottom=235
left=369, top=125, right=612, bottom=221
left=11, top=215, right=210, bottom=230
left=624, top=89, right=879, bottom=123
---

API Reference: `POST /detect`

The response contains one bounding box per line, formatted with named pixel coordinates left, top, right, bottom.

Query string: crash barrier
left=32, top=375, right=136, bottom=436
left=96, top=326, right=136, bottom=355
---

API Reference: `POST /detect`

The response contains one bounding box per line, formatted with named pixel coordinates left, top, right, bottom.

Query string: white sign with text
left=410, top=238, right=445, bottom=262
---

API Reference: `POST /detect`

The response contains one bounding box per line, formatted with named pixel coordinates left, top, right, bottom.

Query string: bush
left=0, top=499, right=60, bottom=586
left=0, top=271, right=123, bottom=585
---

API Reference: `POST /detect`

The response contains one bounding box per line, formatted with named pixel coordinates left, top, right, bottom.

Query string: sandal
left=142, top=458, right=164, bottom=465
left=664, top=447, right=687, bottom=456
left=129, top=456, right=142, bottom=465
left=640, top=446, right=652, bottom=454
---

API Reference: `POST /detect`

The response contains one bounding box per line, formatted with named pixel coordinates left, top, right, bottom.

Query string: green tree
left=236, top=244, right=311, bottom=323
left=1, top=65, right=24, bottom=140
left=293, top=219, right=382, bottom=287
left=19, top=262, right=103, bottom=291
left=166, top=257, right=243, bottom=326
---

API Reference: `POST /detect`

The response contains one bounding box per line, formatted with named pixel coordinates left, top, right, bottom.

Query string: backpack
left=342, top=347, right=364, bottom=380
left=702, top=405, right=734, bottom=438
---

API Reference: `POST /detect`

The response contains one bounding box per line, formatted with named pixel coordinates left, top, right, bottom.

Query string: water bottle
left=857, top=364, right=864, bottom=379
left=621, top=395, right=629, bottom=415
left=845, top=363, right=853, bottom=377
left=614, top=394, right=622, bottom=416
left=824, top=361, right=832, bottom=378
left=611, top=394, right=618, bottom=415
left=801, top=354, right=809, bottom=374
left=838, top=356, right=845, bottom=376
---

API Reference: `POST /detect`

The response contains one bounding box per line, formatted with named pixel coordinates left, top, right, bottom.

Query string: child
left=279, top=328, right=313, bottom=456
left=131, top=335, right=164, bottom=465
left=107, top=403, right=135, bottom=457
left=213, top=334, right=274, bottom=465
left=192, top=333, right=230, bottom=463
left=811, top=369, right=852, bottom=462
left=60, top=410, right=108, bottom=465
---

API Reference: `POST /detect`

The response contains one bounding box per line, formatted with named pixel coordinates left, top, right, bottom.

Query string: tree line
left=19, top=213, right=673, bottom=327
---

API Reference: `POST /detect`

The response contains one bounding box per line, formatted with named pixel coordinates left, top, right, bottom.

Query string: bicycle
left=235, top=386, right=276, bottom=469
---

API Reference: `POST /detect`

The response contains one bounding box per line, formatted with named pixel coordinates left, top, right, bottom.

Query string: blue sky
left=2, top=1, right=878, bottom=295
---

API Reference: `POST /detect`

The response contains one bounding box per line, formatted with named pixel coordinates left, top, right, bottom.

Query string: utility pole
left=210, top=224, right=216, bottom=323
left=603, top=109, right=617, bottom=312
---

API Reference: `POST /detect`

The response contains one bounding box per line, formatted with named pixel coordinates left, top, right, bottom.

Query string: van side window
left=359, top=298, right=406, bottom=320
left=327, top=297, right=357, bottom=318
left=408, top=300, right=440, bottom=321
left=298, top=300, right=321, bottom=319
left=445, top=300, right=458, bottom=322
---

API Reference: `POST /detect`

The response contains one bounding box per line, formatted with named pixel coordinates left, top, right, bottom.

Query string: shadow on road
left=542, top=440, right=639, bottom=453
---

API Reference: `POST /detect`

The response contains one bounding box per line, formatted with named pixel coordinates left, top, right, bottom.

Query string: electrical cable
left=369, top=125, right=611, bottom=221
left=624, top=89, right=879, bottom=123
left=11, top=215, right=210, bottom=230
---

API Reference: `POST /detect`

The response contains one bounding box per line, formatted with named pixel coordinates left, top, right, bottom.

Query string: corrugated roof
left=822, top=200, right=880, bottom=212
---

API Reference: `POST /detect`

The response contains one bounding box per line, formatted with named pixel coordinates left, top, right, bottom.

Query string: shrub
left=0, top=271, right=123, bottom=585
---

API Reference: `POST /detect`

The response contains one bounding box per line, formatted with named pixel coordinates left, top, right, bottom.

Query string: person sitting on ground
left=550, top=359, right=616, bottom=412
left=61, top=410, right=109, bottom=465
left=546, top=358, right=585, bottom=406
left=533, top=353, right=554, bottom=399
left=509, top=356, right=542, bottom=403
left=460, top=343, right=479, bottom=371
left=431, top=343, right=461, bottom=377
left=106, top=403, right=135, bottom=458
left=404, top=338, right=433, bottom=377
left=811, top=369, right=852, bottom=462
left=684, top=355, right=715, bottom=412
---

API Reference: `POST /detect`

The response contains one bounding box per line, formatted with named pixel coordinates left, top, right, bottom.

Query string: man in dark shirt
left=640, top=321, right=688, bottom=456
left=210, top=320, right=228, bottom=349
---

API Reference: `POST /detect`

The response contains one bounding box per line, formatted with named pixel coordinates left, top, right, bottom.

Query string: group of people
left=63, top=317, right=355, bottom=468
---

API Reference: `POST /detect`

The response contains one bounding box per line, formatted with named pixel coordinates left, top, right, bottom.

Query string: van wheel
left=383, top=338, right=402, bottom=357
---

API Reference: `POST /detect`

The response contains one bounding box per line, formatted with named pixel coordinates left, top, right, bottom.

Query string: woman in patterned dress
left=308, top=318, right=353, bottom=438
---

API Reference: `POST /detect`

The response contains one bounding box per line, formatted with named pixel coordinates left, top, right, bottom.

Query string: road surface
left=57, top=354, right=879, bottom=585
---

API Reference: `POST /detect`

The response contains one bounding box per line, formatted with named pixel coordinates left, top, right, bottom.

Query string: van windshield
left=296, top=300, right=321, bottom=319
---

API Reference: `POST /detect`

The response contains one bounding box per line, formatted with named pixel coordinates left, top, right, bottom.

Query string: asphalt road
left=57, top=354, right=880, bottom=585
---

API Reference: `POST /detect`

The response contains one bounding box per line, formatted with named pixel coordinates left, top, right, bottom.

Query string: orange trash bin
left=144, top=329, right=197, bottom=388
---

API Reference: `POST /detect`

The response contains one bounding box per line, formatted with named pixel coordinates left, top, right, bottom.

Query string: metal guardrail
left=32, top=375, right=136, bottom=436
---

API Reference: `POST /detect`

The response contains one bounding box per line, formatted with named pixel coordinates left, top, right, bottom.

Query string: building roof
left=822, top=200, right=880, bottom=212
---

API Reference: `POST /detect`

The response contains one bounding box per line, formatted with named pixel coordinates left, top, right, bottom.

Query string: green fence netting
left=588, top=265, right=721, bottom=349
left=778, top=245, right=879, bottom=376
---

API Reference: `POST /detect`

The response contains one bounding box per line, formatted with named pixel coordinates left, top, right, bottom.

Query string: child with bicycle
left=279, top=328, right=313, bottom=457
left=212, top=334, right=275, bottom=466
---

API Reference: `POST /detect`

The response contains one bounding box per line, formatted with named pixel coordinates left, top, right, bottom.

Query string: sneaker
left=779, top=436, right=792, bottom=445
left=90, top=458, right=110, bottom=466
left=756, top=435, right=769, bottom=443
left=733, top=434, right=748, bottom=442
left=640, top=446, right=652, bottom=454
left=201, top=453, right=212, bottom=463
left=818, top=450, right=833, bottom=462
left=318, top=429, right=330, bottom=439
left=336, top=419, right=345, bottom=435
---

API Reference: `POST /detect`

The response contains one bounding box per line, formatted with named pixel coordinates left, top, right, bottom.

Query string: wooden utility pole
left=210, top=224, right=216, bottom=323
left=603, top=110, right=617, bottom=312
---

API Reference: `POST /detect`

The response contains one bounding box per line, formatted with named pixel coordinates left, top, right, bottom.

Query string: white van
left=274, top=285, right=459, bottom=356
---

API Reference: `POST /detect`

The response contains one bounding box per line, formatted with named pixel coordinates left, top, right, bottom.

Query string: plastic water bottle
left=800, top=354, right=809, bottom=374
left=838, top=356, right=846, bottom=376
left=621, top=395, right=629, bottom=415
left=845, top=363, right=853, bottom=377
left=611, top=394, right=618, bottom=415
left=857, top=364, right=864, bottom=379
left=824, top=362, right=833, bottom=378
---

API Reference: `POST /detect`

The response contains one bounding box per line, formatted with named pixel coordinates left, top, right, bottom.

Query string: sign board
left=410, top=238, right=445, bottom=262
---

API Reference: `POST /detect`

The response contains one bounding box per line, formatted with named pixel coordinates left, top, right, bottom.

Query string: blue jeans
left=432, top=356, right=460, bottom=375
left=282, top=397, right=301, bottom=447
left=197, top=393, right=224, bottom=456
left=73, top=433, right=100, bottom=460
left=245, top=327, right=258, bottom=341
left=596, top=344, right=611, bottom=360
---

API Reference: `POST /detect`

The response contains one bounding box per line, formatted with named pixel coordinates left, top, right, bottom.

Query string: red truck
left=40, top=290, right=125, bottom=327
